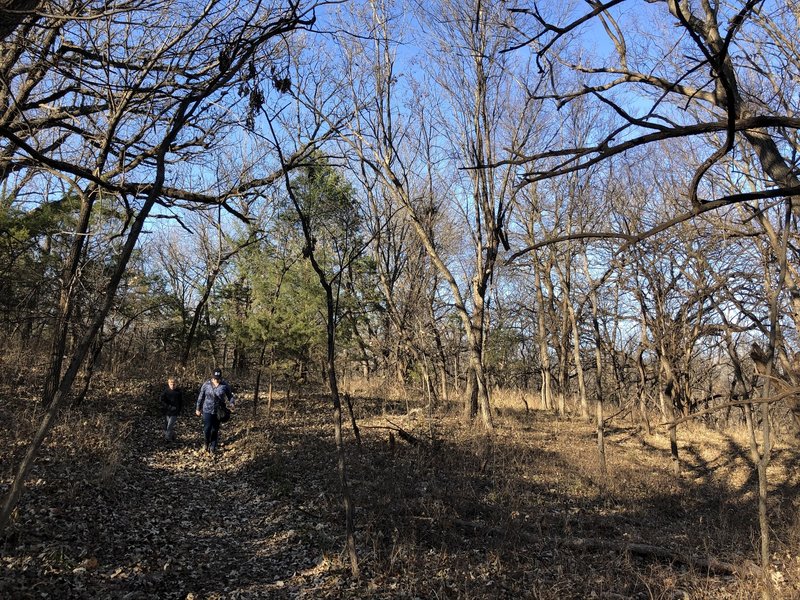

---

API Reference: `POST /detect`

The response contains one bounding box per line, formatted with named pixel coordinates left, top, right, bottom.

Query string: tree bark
left=0, top=0, right=40, bottom=40
left=180, top=269, right=219, bottom=367
left=42, top=189, right=96, bottom=407
left=463, top=365, right=479, bottom=420
left=534, top=257, right=553, bottom=411
left=1, top=192, right=158, bottom=532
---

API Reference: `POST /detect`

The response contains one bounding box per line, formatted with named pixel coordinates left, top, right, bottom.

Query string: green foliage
left=291, top=157, right=364, bottom=264
left=485, top=324, right=531, bottom=386
left=210, top=157, right=379, bottom=379
left=215, top=223, right=328, bottom=373
left=0, top=195, right=82, bottom=334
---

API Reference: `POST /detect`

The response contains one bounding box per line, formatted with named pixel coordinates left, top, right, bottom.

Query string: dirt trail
left=1, top=400, right=347, bottom=599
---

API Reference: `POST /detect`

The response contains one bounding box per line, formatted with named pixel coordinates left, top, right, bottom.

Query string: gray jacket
left=196, top=379, right=233, bottom=414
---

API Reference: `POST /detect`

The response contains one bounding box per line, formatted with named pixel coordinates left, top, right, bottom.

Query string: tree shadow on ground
left=2, top=390, right=798, bottom=598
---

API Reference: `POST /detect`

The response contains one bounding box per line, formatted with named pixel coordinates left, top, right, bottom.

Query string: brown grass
left=1, top=381, right=800, bottom=599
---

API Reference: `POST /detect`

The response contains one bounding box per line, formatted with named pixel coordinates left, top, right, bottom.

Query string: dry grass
left=342, top=396, right=800, bottom=599
left=2, top=381, right=800, bottom=598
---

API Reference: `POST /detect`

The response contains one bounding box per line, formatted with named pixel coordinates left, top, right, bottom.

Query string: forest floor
left=2, top=382, right=800, bottom=599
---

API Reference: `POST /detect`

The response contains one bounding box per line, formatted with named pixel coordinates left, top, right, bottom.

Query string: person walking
left=160, top=376, right=184, bottom=442
left=195, top=368, right=235, bottom=455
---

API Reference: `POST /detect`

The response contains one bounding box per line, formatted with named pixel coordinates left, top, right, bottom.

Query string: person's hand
left=195, top=409, right=201, bottom=417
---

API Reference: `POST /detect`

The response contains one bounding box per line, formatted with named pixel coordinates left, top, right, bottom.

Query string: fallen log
left=450, top=518, right=752, bottom=576
left=361, top=421, right=422, bottom=446
left=561, top=537, right=752, bottom=576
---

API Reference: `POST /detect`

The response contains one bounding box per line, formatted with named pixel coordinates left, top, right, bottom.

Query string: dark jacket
left=160, top=386, right=184, bottom=417
left=196, top=379, right=233, bottom=415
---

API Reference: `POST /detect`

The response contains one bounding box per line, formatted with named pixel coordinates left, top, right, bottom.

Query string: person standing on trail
left=160, top=376, right=184, bottom=442
left=195, top=368, right=235, bottom=455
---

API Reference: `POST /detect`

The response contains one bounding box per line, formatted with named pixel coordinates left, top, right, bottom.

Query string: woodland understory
left=3, top=2, right=800, bottom=598
left=2, top=376, right=800, bottom=600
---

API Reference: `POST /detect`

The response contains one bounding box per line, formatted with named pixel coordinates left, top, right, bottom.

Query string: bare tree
left=270, top=141, right=363, bottom=578
left=312, top=0, right=542, bottom=429
left=503, top=2, right=800, bottom=574
left=0, top=0, right=316, bottom=532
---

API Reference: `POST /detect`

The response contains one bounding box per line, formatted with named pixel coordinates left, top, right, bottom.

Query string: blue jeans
left=202, top=412, right=220, bottom=451
left=164, top=416, right=178, bottom=441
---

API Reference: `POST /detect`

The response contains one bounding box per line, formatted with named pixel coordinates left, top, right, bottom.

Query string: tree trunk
left=534, top=261, right=553, bottom=411
left=587, top=268, right=606, bottom=477
left=467, top=279, right=494, bottom=429
left=277, top=150, right=360, bottom=578
left=636, top=304, right=652, bottom=433
left=636, top=346, right=651, bottom=435
left=437, top=361, right=449, bottom=406
left=1, top=193, right=158, bottom=532
left=557, top=290, right=570, bottom=416
left=344, top=392, right=362, bottom=451
left=662, top=363, right=681, bottom=477
left=180, top=270, right=219, bottom=367
left=594, top=323, right=606, bottom=478
left=322, top=286, right=359, bottom=577
left=252, top=343, right=269, bottom=419
left=569, top=300, right=588, bottom=420
left=0, top=0, right=41, bottom=40
left=669, top=419, right=680, bottom=477
left=428, top=300, right=450, bottom=405
left=72, top=335, right=104, bottom=408
left=266, top=368, right=274, bottom=426
left=42, top=190, right=96, bottom=407
left=596, top=392, right=607, bottom=479
left=463, top=365, right=479, bottom=420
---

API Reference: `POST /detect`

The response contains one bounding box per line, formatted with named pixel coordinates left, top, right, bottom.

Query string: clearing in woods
left=2, top=385, right=800, bottom=599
